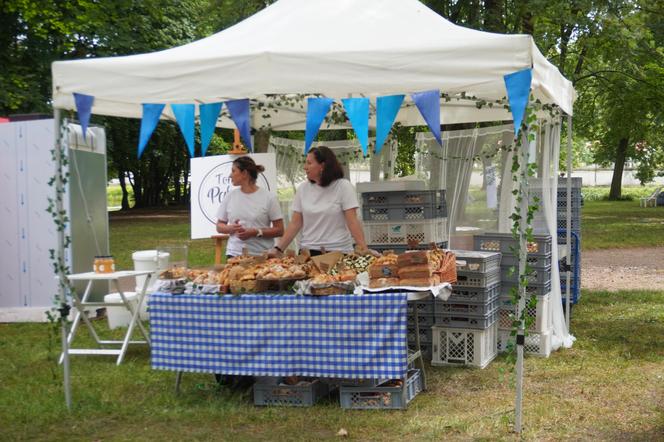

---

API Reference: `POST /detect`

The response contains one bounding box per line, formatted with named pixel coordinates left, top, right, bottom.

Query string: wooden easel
left=228, top=128, right=247, bottom=155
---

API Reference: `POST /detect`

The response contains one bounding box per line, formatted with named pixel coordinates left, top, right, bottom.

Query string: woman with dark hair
left=269, top=146, right=369, bottom=256
left=216, top=156, right=284, bottom=257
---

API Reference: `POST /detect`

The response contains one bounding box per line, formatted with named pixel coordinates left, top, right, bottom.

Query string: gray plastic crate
left=407, top=327, right=432, bottom=343
left=362, top=201, right=447, bottom=221
left=501, top=280, right=552, bottom=298
left=455, top=269, right=501, bottom=287
left=371, top=241, right=448, bottom=254
left=447, top=283, right=501, bottom=303
left=500, top=265, right=551, bottom=285
left=435, top=297, right=499, bottom=316
left=407, top=313, right=436, bottom=327
left=362, top=190, right=446, bottom=207
left=254, top=379, right=329, bottom=407
left=501, top=254, right=552, bottom=269
left=339, top=369, right=422, bottom=410
left=452, top=250, right=501, bottom=273
left=474, top=233, right=552, bottom=257
left=434, top=309, right=498, bottom=330
left=407, top=299, right=434, bottom=315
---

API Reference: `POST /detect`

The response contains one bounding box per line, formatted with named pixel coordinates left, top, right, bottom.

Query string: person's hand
left=355, top=245, right=381, bottom=257
left=236, top=227, right=258, bottom=241
left=267, top=247, right=283, bottom=258
left=227, top=220, right=243, bottom=235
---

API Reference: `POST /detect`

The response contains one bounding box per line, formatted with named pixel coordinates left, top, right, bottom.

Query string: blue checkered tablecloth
left=149, top=293, right=408, bottom=379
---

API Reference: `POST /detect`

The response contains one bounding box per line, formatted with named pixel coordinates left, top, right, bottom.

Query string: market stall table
left=59, top=270, right=154, bottom=365
left=148, top=291, right=435, bottom=394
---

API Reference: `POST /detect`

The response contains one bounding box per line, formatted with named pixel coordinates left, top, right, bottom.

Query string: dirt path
left=582, top=246, right=664, bottom=291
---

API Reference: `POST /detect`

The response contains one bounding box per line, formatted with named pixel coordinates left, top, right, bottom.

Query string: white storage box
left=132, top=250, right=170, bottom=292
left=103, top=292, right=138, bottom=329
left=431, top=323, right=497, bottom=369
left=497, top=292, right=551, bottom=333
left=497, top=329, right=552, bottom=358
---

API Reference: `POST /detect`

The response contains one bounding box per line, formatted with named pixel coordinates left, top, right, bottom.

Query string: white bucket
left=103, top=292, right=138, bottom=329
left=132, top=250, right=170, bottom=292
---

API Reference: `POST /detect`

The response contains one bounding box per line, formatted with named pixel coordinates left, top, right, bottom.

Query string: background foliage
left=1, top=0, right=663, bottom=205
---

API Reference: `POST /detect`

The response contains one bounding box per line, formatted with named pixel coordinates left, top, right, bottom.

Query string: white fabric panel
left=51, top=0, right=575, bottom=124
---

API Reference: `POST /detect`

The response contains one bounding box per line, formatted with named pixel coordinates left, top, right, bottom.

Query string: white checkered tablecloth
left=149, top=293, right=408, bottom=379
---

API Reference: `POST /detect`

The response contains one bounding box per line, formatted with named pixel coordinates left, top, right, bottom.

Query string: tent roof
left=52, top=0, right=575, bottom=128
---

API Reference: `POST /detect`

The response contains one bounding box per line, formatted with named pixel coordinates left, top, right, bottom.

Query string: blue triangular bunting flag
left=226, top=99, right=252, bottom=151
left=504, top=68, right=532, bottom=137
left=375, top=94, right=404, bottom=155
left=411, top=90, right=441, bottom=145
left=341, top=97, right=370, bottom=157
left=305, top=97, right=334, bottom=154
left=138, top=103, right=165, bottom=158
left=199, top=102, right=223, bottom=157
left=73, top=93, right=94, bottom=141
left=171, top=104, right=196, bottom=157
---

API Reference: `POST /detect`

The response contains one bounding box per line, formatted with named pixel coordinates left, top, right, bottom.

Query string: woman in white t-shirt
left=269, top=146, right=369, bottom=256
left=216, top=156, right=284, bottom=257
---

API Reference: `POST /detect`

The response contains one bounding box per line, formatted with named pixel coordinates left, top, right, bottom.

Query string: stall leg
left=413, top=311, right=427, bottom=391
left=175, top=371, right=183, bottom=394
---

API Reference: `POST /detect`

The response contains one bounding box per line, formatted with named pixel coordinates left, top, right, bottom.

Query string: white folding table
left=59, top=270, right=154, bottom=365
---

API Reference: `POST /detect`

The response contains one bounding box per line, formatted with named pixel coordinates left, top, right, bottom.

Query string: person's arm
left=236, top=219, right=284, bottom=240
left=216, top=219, right=242, bottom=235
left=343, top=208, right=368, bottom=251
left=271, top=211, right=303, bottom=253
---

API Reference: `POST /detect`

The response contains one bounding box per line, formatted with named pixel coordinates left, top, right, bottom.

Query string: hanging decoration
left=199, top=102, right=223, bottom=157
left=411, top=90, right=441, bottom=146
left=226, top=99, right=253, bottom=151
left=138, top=103, right=165, bottom=158
left=504, top=68, right=532, bottom=137
left=341, top=97, right=370, bottom=157
left=170, top=104, right=196, bottom=157
left=375, top=94, right=404, bottom=155
left=304, top=97, right=334, bottom=154
left=73, top=93, right=94, bottom=141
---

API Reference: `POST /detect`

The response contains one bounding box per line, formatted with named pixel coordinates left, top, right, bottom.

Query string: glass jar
left=94, top=255, right=115, bottom=273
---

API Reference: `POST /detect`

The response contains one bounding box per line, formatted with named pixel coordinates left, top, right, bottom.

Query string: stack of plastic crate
left=360, top=189, right=449, bottom=253
left=428, top=250, right=501, bottom=368
left=474, top=233, right=553, bottom=357
left=407, top=299, right=435, bottom=360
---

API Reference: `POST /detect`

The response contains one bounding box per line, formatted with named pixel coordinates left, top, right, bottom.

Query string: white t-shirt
left=216, top=187, right=283, bottom=257
left=292, top=179, right=359, bottom=253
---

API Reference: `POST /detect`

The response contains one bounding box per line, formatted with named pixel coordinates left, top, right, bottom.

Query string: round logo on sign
left=197, top=160, right=271, bottom=225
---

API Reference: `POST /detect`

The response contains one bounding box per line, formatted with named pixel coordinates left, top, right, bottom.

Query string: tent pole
left=54, top=109, right=72, bottom=410
left=565, top=115, right=573, bottom=330
left=515, top=127, right=532, bottom=433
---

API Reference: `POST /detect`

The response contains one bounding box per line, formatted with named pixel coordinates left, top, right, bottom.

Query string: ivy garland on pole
left=45, top=117, right=75, bottom=408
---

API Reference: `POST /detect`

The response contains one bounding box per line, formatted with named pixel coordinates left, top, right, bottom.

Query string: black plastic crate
left=452, top=250, right=501, bottom=273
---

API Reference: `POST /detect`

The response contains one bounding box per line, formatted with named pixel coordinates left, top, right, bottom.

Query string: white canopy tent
left=52, top=0, right=574, bottom=128
left=51, top=0, right=577, bottom=427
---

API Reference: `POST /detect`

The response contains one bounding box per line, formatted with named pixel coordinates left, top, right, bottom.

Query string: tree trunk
left=254, top=128, right=271, bottom=153
left=609, top=137, right=629, bottom=200
left=118, top=170, right=130, bottom=210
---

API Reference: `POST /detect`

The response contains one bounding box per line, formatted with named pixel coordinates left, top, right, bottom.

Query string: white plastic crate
left=362, top=217, right=448, bottom=245
left=496, top=329, right=552, bottom=358
left=431, top=323, right=497, bottom=369
left=497, top=292, right=551, bottom=333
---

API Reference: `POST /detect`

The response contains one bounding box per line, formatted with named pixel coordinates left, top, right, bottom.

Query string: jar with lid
left=94, top=256, right=115, bottom=273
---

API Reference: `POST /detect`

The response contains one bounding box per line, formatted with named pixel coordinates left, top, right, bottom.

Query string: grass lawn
left=1, top=290, right=663, bottom=440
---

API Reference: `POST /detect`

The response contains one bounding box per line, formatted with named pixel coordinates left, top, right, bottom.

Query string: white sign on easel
left=190, top=153, right=278, bottom=240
